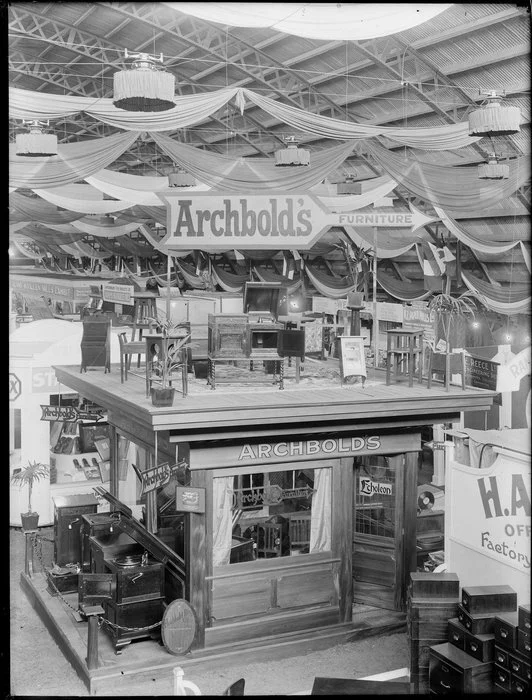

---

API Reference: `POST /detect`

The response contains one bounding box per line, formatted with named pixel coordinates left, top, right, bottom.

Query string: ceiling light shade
left=168, top=168, right=196, bottom=187
left=468, top=91, right=521, bottom=136
left=15, top=120, right=57, bottom=157
left=478, top=154, right=509, bottom=180
left=113, top=50, right=175, bottom=112
left=337, top=175, right=362, bottom=195
left=275, top=136, right=310, bottom=166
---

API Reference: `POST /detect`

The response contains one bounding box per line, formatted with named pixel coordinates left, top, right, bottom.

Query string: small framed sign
left=338, top=335, right=366, bottom=385
left=175, top=487, right=206, bottom=513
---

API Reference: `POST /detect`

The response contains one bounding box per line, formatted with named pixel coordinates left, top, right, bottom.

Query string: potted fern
left=11, top=460, right=50, bottom=530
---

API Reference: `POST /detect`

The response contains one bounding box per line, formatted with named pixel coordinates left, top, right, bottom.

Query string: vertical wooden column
left=145, top=446, right=157, bottom=534
left=333, top=458, right=353, bottom=622
left=109, top=425, right=119, bottom=498
left=86, top=612, right=101, bottom=669
left=393, top=451, right=419, bottom=610
left=188, top=468, right=212, bottom=650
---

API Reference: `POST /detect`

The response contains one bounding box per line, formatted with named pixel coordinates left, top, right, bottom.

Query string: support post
left=372, top=227, right=378, bottom=370
left=86, top=612, right=101, bottom=670
left=24, top=530, right=37, bottom=577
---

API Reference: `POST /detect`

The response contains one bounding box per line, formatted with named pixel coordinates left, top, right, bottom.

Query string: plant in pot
left=147, top=312, right=195, bottom=407
left=10, top=460, right=50, bottom=530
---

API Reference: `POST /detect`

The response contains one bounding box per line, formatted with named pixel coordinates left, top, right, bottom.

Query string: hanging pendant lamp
left=337, top=174, right=362, bottom=195
left=113, top=49, right=176, bottom=112
left=168, top=168, right=196, bottom=187
left=15, top=120, right=57, bottom=157
left=274, top=136, right=310, bottom=166
left=468, top=91, right=521, bottom=137
left=478, top=153, right=510, bottom=180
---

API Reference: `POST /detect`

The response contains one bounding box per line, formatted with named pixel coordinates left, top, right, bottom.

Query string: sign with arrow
left=159, top=194, right=440, bottom=249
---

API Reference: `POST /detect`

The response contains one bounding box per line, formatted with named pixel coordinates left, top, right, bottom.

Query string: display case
left=248, top=321, right=284, bottom=357
left=208, top=313, right=249, bottom=358
left=243, top=282, right=288, bottom=320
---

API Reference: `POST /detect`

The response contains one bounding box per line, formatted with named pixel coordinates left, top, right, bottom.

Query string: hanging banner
left=497, top=346, right=531, bottom=393
left=140, top=460, right=188, bottom=495
left=102, top=283, right=134, bottom=305
left=158, top=192, right=333, bottom=250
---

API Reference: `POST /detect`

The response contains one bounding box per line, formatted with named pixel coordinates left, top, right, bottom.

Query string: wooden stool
left=131, top=292, right=158, bottom=342
left=427, top=349, right=466, bottom=391
left=386, top=329, right=424, bottom=387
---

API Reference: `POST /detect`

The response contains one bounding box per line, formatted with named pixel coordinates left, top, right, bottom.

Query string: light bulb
left=505, top=334, right=512, bottom=342
left=472, top=321, right=479, bottom=329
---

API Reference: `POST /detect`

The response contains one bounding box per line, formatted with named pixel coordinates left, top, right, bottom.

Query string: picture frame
left=79, top=422, right=109, bottom=454
left=338, top=336, right=367, bottom=385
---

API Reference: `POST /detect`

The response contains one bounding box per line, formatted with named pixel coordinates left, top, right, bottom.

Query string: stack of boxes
left=428, top=584, right=517, bottom=694
left=407, top=572, right=460, bottom=694
left=493, top=603, right=530, bottom=693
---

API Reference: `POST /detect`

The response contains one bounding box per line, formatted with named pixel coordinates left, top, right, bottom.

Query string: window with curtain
left=213, top=466, right=331, bottom=566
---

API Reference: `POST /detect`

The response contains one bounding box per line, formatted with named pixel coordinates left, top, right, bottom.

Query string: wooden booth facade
left=45, top=363, right=495, bottom=666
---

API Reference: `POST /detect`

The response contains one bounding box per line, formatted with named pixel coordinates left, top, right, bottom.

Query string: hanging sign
left=335, top=204, right=438, bottom=232
left=39, top=404, right=105, bottom=422
left=158, top=192, right=332, bottom=250
left=9, top=373, right=22, bottom=402
left=232, top=484, right=316, bottom=510
left=140, top=460, right=188, bottom=495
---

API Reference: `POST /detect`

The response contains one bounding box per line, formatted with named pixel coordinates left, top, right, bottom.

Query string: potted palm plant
left=146, top=312, right=194, bottom=406
left=10, top=460, right=50, bottom=530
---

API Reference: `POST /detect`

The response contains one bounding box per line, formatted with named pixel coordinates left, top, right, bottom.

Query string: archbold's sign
left=189, top=432, right=420, bottom=469
left=158, top=193, right=332, bottom=250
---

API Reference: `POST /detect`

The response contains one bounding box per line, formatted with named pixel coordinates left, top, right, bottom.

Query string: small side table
left=385, top=329, right=424, bottom=387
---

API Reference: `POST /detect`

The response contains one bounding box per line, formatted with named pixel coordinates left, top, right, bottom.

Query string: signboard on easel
left=338, top=336, right=366, bottom=386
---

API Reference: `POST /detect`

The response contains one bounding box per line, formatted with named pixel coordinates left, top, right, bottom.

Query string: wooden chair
left=256, top=520, right=286, bottom=558
left=427, top=349, right=466, bottom=391
left=118, top=331, right=146, bottom=383
left=385, top=329, right=424, bottom=387
left=289, top=513, right=311, bottom=554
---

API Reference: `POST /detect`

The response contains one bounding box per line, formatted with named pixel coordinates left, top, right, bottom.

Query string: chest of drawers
left=519, top=604, right=531, bottom=633
left=429, top=642, right=494, bottom=694
left=457, top=604, right=495, bottom=635
left=494, top=611, right=520, bottom=649
left=448, top=617, right=494, bottom=661
left=103, top=557, right=164, bottom=603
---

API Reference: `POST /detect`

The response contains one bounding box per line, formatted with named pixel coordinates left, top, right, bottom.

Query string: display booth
left=9, top=319, right=123, bottom=526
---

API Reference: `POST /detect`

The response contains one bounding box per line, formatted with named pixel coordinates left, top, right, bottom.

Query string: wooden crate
left=409, top=571, right=459, bottom=599
left=461, top=585, right=517, bottom=614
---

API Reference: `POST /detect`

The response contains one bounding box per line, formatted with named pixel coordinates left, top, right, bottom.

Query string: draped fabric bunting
left=12, top=240, right=43, bottom=259
left=113, top=235, right=155, bottom=259
left=11, top=80, right=479, bottom=152
left=169, top=3, right=451, bottom=41
left=241, top=89, right=481, bottom=150
left=146, top=263, right=183, bottom=288
left=433, top=205, right=525, bottom=254
left=10, top=192, right=86, bottom=224
left=33, top=184, right=136, bottom=215
left=9, top=86, right=241, bottom=133
left=343, top=225, right=416, bottom=259
left=11, top=223, right=86, bottom=246
left=86, top=169, right=211, bottom=204
left=70, top=218, right=141, bottom=238
left=175, top=260, right=209, bottom=289
left=137, top=206, right=167, bottom=227
left=9, top=132, right=139, bottom=189
left=364, top=142, right=531, bottom=214
left=315, top=176, right=398, bottom=212
left=460, top=271, right=531, bottom=316
left=520, top=242, right=531, bottom=274
left=66, top=241, right=110, bottom=260
left=211, top=264, right=250, bottom=293
left=376, top=269, right=432, bottom=302
left=304, top=262, right=357, bottom=299
left=252, top=265, right=302, bottom=294
left=152, top=134, right=356, bottom=192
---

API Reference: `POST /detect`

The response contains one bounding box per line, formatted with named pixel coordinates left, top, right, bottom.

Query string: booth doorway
left=353, top=453, right=418, bottom=611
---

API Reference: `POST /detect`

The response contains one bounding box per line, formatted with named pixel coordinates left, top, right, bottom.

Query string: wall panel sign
left=158, top=192, right=332, bottom=250
left=190, top=432, right=420, bottom=470
left=175, top=486, right=205, bottom=513
left=102, top=283, right=134, bottom=305
left=358, top=477, right=393, bottom=497
left=10, top=276, right=91, bottom=302
left=465, top=355, right=499, bottom=391
left=447, top=453, right=530, bottom=575
left=9, top=373, right=22, bottom=402
left=140, top=460, right=188, bottom=495
left=32, top=367, right=60, bottom=394
left=497, top=346, right=531, bottom=392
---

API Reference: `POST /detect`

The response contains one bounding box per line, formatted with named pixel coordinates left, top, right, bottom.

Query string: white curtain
left=309, top=468, right=331, bottom=553
left=212, top=476, right=234, bottom=567
left=167, top=4, right=452, bottom=41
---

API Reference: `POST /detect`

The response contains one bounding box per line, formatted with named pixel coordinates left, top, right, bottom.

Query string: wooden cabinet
left=429, top=642, right=494, bottom=694
left=494, top=611, right=520, bottom=649
left=461, top=585, right=517, bottom=614
left=80, top=318, right=111, bottom=373
left=53, top=494, right=99, bottom=567
left=104, top=597, right=165, bottom=654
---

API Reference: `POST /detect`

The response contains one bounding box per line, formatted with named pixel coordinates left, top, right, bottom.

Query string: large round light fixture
left=15, top=120, right=57, bottom=157
left=337, top=175, right=362, bottom=195
left=168, top=168, right=196, bottom=187
left=468, top=91, right=521, bottom=137
left=113, top=50, right=176, bottom=112
left=478, top=153, right=509, bottom=180
left=275, top=136, right=310, bottom=166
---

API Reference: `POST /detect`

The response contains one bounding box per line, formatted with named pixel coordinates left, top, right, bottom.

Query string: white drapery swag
left=310, top=468, right=331, bottom=553
left=11, top=83, right=484, bottom=151
left=212, top=477, right=235, bottom=568
left=166, top=3, right=452, bottom=41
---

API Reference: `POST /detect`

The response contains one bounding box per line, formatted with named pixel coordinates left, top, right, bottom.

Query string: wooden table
left=207, top=354, right=285, bottom=390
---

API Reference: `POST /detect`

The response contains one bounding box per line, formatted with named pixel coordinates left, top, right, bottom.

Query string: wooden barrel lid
left=161, top=599, right=197, bottom=656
